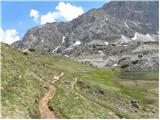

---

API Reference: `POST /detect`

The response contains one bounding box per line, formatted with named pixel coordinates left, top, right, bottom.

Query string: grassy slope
left=1, top=43, right=159, bottom=118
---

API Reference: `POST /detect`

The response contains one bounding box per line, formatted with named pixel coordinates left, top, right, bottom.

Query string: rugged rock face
left=12, top=1, right=159, bottom=71
left=103, top=1, right=159, bottom=34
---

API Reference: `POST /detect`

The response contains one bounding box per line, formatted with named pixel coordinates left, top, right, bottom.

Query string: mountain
left=103, top=1, right=159, bottom=34
left=1, top=43, right=159, bottom=118
left=12, top=1, right=159, bottom=71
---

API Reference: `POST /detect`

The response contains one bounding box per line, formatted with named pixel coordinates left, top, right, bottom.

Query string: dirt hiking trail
left=39, top=72, right=64, bottom=119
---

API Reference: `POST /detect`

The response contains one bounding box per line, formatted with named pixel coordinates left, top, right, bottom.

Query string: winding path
left=39, top=72, right=64, bottom=119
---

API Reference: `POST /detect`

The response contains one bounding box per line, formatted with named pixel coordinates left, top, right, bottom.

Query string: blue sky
left=1, top=1, right=109, bottom=37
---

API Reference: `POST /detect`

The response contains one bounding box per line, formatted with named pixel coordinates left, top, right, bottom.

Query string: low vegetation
left=1, top=43, right=159, bottom=118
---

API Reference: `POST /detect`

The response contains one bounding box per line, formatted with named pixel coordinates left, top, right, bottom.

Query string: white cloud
left=30, top=2, right=84, bottom=24
left=40, top=12, right=56, bottom=24
left=0, top=28, right=20, bottom=44
left=30, top=9, right=39, bottom=21
left=55, top=2, right=84, bottom=21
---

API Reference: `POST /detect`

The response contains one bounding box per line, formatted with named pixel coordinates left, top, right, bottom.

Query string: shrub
left=121, top=64, right=129, bottom=68
left=138, top=54, right=143, bottom=58
left=23, top=52, right=28, bottom=55
left=28, top=48, right=36, bottom=52
left=132, top=60, right=139, bottom=64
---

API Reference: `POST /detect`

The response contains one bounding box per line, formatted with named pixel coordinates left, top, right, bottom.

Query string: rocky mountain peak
left=12, top=1, right=159, bottom=71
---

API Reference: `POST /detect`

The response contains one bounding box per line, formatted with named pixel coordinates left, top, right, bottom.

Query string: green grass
left=1, top=43, right=159, bottom=119
left=118, top=71, right=159, bottom=80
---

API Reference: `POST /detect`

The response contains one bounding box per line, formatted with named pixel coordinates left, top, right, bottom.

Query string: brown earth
left=39, top=72, right=64, bottom=119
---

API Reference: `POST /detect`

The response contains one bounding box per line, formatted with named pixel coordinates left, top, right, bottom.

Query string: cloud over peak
left=40, top=12, right=56, bottom=24
left=29, top=2, right=84, bottom=24
left=55, top=2, right=84, bottom=21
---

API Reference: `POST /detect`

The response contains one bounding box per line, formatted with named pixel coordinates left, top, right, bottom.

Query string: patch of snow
left=65, top=41, right=82, bottom=51
left=121, top=35, right=125, bottom=38
left=64, top=55, right=69, bottom=57
left=131, top=21, right=138, bottom=27
left=132, top=33, right=137, bottom=40
left=98, top=50, right=105, bottom=56
left=131, top=32, right=157, bottom=42
left=145, top=34, right=153, bottom=40
left=125, top=20, right=139, bottom=29
left=125, top=21, right=129, bottom=28
left=73, top=41, right=81, bottom=46
left=146, top=34, right=150, bottom=37
left=30, top=34, right=36, bottom=40
left=52, top=46, right=60, bottom=53
left=104, top=41, right=109, bottom=45
left=106, top=18, right=109, bottom=22
left=123, top=44, right=127, bottom=47
left=145, top=33, right=157, bottom=41
left=112, top=63, right=118, bottom=67
left=62, top=36, right=65, bottom=43
left=114, top=35, right=131, bottom=45
left=41, top=40, right=44, bottom=43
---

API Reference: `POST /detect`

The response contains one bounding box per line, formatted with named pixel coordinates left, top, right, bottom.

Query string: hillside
left=1, top=43, right=159, bottom=118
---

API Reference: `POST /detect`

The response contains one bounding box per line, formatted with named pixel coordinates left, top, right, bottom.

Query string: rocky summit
left=12, top=1, right=159, bottom=71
